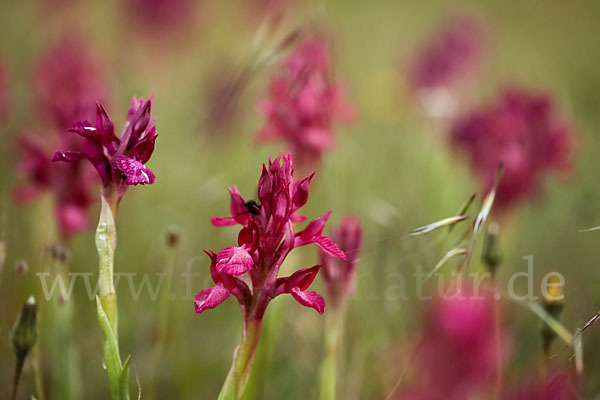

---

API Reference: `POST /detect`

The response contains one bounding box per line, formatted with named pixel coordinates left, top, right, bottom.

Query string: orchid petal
left=284, top=265, right=322, bottom=291
left=194, top=284, right=230, bottom=314
left=216, top=246, right=254, bottom=275
left=290, top=288, right=325, bottom=314
left=52, top=151, right=87, bottom=162
left=291, top=213, right=307, bottom=223
left=211, top=217, right=237, bottom=227
left=228, top=187, right=250, bottom=225
left=315, top=236, right=346, bottom=259
left=113, top=156, right=156, bottom=185
left=298, top=211, right=332, bottom=242
left=292, top=172, right=314, bottom=210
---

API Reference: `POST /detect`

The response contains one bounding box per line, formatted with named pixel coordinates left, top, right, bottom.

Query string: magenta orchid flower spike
left=195, top=153, right=345, bottom=399
left=255, top=36, right=354, bottom=170
left=320, top=216, right=363, bottom=307
left=450, top=88, right=574, bottom=212
left=401, top=285, right=505, bottom=400
left=409, top=17, right=483, bottom=92
left=318, top=216, right=362, bottom=400
left=34, top=38, right=107, bottom=130
left=52, top=95, right=157, bottom=207
left=0, top=58, right=8, bottom=123
left=127, top=0, right=197, bottom=35
left=15, top=135, right=94, bottom=240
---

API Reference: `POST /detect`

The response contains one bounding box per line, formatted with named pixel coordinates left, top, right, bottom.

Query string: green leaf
left=96, top=296, right=124, bottom=399
left=96, top=195, right=117, bottom=305
left=120, top=355, right=131, bottom=400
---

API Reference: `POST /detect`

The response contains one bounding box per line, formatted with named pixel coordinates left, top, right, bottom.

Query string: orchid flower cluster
left=15, top=135, right=95, bottom=238
left=255, top=36, right=354, bottom=169
left=0, top=58, right=8, bottom=123
left=14, top=39, right=106, bottom=240
left=409, top=17, right=483, bottom=92
left=195, top=153, right=345, bottom=398
left=34, top=39, right=107, bottom=130
left=53, top=95, right=157, bottom=207
left=196, top=153, right=345, bottom=317
left=451, top=88, right=574, bottom=212
left=127, top=0, right=196, bottom=34
left=320, top=216, right=363, bottom=308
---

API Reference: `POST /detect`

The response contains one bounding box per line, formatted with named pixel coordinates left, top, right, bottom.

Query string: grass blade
left=424, top=248, right=468, bottom=281
left=410, top=216, right=468, bottom=237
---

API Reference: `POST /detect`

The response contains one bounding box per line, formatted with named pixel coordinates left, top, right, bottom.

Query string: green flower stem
left=148, top=244, right=177, bottom=400
left=49, top=284, right=78, bottom=399
left=218, top=318, right=264, bottom=400
left=320, top=302, right=346, bottom=400
left=47, top=250, right=81, bottom=400
left=96, top=193, right=130, bottom=400
left=32, top=310, right=46, bottom=400
left=243, top=299, right=284, bottom=400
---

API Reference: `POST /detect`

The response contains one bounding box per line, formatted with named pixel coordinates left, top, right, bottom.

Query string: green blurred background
left=1, top=0, right=599, bottom=398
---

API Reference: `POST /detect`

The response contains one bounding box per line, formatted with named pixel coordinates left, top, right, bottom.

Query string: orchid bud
left=541, top=274, right=564, bottom=355
left=14, top=260, right=28, bottom=275
left=10, top=296, right=38, bottom=361
left=132, top=99, right=152, bottom=138
left=482, top=222, right=501, bottom=274
left=258, top=164, right=272, bottom=203
left=292, top=172, right=314, bottom=210
left=165, top=225, right=181, bottom=248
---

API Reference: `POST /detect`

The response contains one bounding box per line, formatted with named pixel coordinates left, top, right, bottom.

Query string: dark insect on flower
left=243, top=200, right=261, bottom=216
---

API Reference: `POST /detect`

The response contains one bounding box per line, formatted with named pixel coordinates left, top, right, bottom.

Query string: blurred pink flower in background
left=34, top=38, right=107, bottom=130
left=14, top=135, right=94, bottom=240
left=255, top=35, right=354, bottom=170
left=14, top=136, right=53, bottom=203
left=321, top=216, right=363, bottom=306
left=13, top=37, right=108, bottom=240
left=410, top=17, right=483, bottom=91
left=246, top=0, right=288, bottom=24
left=408, top=17, right=484, bottom=117
left=127, top=0, right=198, bottom=34
left=400, top=285, right=504, bottom=399
left=450, top=88, right=575, bottom=212
left=503, top=373, right=577, bottom=400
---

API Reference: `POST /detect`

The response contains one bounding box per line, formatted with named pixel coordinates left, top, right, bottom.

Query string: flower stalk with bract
left=194, top=153, right=345, bottom=399
left=53, top=95, right=158, bottom=400
left=319, top=217, right=363, bottom=400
